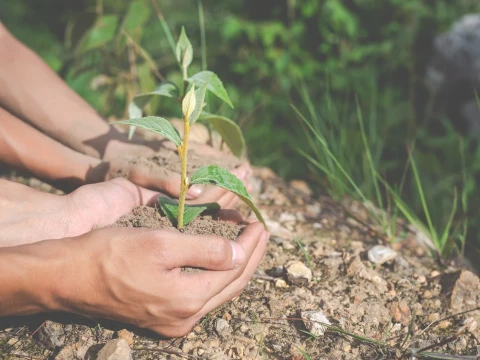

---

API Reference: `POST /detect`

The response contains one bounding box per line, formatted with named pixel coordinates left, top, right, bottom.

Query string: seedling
left=112, top=27, right=266, bottom=229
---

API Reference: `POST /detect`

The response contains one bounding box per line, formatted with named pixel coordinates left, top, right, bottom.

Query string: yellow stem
left=177, top=116, right=190, bottom=229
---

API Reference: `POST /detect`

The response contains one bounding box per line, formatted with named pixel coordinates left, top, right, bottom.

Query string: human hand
left=0, top=178, right=160, bottom=247
left=101, top=140, right=253, bottom=209
left=32, top=222, right=268, bottom=337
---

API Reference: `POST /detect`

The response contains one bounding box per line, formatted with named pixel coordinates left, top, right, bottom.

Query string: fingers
left=162, top=231, right=245, bottom=271
left=191, top=223, right=267, bottom=294
left=68, top=178, right=161, bottom=228
left=193, top=227, right=269, bottom=319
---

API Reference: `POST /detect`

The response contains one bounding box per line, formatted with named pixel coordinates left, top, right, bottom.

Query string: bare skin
left=0, top=177, right=269, bottom=337
left=0, top=22, right=252, bottom=206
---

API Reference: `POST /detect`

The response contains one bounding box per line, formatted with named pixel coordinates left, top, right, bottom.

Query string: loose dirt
left=1, top=147, right=479, bottom=359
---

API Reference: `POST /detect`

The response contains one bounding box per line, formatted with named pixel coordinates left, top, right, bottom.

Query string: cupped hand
left=47, top=222, right=269, bottom=337
left=0, top=178, right=160, bottom=247
left=101, top=139, right=253, bottom=209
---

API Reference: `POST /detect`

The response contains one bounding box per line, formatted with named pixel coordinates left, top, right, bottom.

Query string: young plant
left=112, top=27, right=265, bottom=229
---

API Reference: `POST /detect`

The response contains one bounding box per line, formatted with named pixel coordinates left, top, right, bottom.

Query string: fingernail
left=231, top=242, right=244, bottom=267
left=186, top=185, right=202, bottom=199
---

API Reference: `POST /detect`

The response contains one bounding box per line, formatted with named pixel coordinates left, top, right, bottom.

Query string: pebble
left=437, top=320, right=452, bottom=330
left=289, top=179, right=312, bottom=196
left=279, top=212, right=297, bottom=224
left=463, top=317, right=478, bottom=333
left=214, top=318, right=231, bottom=338
left=36, top=321, right=65, bottom=349
left=416, top=275, right=427, bottom=284
left=430, top=270, right=441, bottom=277
left=274, top=278, right=289, bottom=288
left=240, top=324, right=249, bottom=333
left=96, top=339, right=132, bottom=360
left=266, top=220, right=293, bottom=240
left=285, top=261, right=312, bottom=286
left=368, top=245, right=397, bottom=265
left=306, top=203, right=322, bottom=218
left=426, top=313, right=440, bottom=322
left=422, top=290, right=433, bottom=299
left=116, top=329, right=133, bottom=346
left=301, top=310, right=331, bottom=336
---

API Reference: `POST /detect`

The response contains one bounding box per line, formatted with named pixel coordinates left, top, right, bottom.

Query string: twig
left=417, top=307, right=480, bottom=339
left=134, top=347, right=200, bottom=359
left=29, top=321, right=46, bottom=338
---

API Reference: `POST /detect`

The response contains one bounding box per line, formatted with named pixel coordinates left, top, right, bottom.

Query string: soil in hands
left=112, top=205, right=243, bottom=242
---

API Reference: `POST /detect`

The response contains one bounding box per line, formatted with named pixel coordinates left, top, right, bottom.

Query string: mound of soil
left=1, top=149, right=479, bottom=359
left=111, top=205, right=243, bottom=242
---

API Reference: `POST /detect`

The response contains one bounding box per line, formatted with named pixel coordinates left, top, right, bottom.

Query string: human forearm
left=0, top=107, right=106, bottom=188
left=0, top=23, right=127, bottom=158
left=0, top=239, right=70, bottom=316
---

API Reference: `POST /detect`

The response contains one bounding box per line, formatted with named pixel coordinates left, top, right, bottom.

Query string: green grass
left=293, top=84, right=473, bottom=258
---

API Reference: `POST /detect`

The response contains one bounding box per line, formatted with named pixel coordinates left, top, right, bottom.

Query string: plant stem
left=177, top=116, right=191, bottom=229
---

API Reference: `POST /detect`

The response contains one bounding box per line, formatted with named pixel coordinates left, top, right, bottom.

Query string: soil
left=111, top=205, right=243, bottom=242
left=1, top=145, right=480, bottom=359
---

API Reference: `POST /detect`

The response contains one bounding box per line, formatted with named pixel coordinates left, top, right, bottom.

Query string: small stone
left=285, top=261, right=312, bottom=286
left=430, top=270, right=441, bottom=277
left=437, top=320, right=452, bottom=330
left=240, top=324, right=249, bottom=333
left=36, top=321, right=65, bottom=349
left=427, top=313, right=440, bottom=322
left=97, top=339, right=132, bottom=360
left=368, top=245, right=397, bottom=265
left=423, top=290, right=433, bottom=299
left=313, top=222, right=322, bottom=229
left=101, top=329, right=115, bottom=341
left=388, top=301, right=412, bottom=326
left=279, top=212, right=297, bottom=224
left=7, top=337, right=18, bottom=346
left=306, top=203, right=322, bottom=218
left=301, top=310, right=331, bottom=336
left=274, top=278, right=289, bottom=288
left=266, top=220, right=293, bottom=240
left=193, top=326, right=202, bottom=333
left=214, top=318, right=231, bottom=338
left=417, top=275, right=427, bottom=284
left=289, top=179, right=312, bottom=196
left=116, top=329, right=133, bottom=346
left=282, top=241, right=295, bottom=250
left=463, top=317, right=478, bottom=333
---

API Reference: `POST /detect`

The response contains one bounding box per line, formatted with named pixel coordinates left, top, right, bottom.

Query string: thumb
left=163, top=232, right=247, bottom=270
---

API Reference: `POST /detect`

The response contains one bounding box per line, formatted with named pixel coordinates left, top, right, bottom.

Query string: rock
left=279, top=212, right=297, bottom=224
left=388, top=301, right=412, bottom=326
left=301, top=310, right=331, bottom=336
left=368, top=245, right=397, bottom=265
left=426, top=14, right=480, bottom=135
left=55, top=340, right=98, bottom=360
left=440, top=270, right=480, bottom=310
left=306, top=203, right=322, bottom=218
left=214, top=318, right=231, bottom=338
left=463, top=317, right=478, bottom=333
left=437, top=320, right=452, bottom=330
left=36, top=321, right=65, bottom=349
left=96, top=339, right=132, bottom=360
left=289, top=179, right=312, bottom=197
left=274, top=278, right=289, bottom=288
left=285, top=261, right=312, bottom=286
left=116, top=329, right=133, bottom=346
left=266, top=220, right=293, bottom=240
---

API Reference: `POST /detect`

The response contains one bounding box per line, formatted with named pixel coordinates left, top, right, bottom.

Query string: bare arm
left=0, top=23, right=126, bottom=159
left=0, top=107, right=105, bottom=189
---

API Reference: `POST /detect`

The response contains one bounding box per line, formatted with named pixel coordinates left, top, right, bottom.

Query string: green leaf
left=129, top=82, right=179, bottom=119
left=176, top=27, right=193, bottom=78
left=77, top=15, right=119, bottom=54
left=190, top=165, right=266, bottom=228
left=123, top=1, right=150, bottom=35
left=199, top=113, right=245, bottom=157
left=190, top=80, right=210, bottom=125
left=111, top=116, right=181, bottom=147
left=159, top=197, right=220, bottom=226
left=187, top=71, right=233, bottom=108
left=126, top=83, right=179, bottom=140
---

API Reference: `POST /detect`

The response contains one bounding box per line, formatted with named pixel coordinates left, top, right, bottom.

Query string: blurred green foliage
left=1, top=0, right=479, bottom=255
